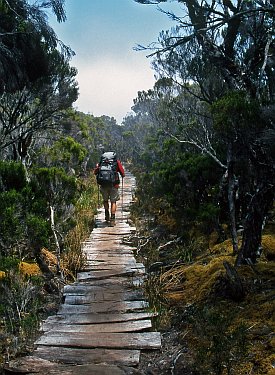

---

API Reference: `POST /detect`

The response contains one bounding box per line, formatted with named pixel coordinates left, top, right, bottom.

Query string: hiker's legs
left=110, top=202, right=116, bottom=226
left=110, top=187, right=120, bottom=226
left=103, top=200, right=110, bottom=221
left=100, top=187, right=111, bottom=221
left=100, top=186, right=119, bottom=224
left=111, top=201, right=116, bottom=216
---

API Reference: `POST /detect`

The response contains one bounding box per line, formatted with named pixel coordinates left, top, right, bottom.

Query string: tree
left=135, top=0, right=275, bottom=264
left=0, top=0, right=71, bottom=92
left=0, top=49, right=78, bottom=163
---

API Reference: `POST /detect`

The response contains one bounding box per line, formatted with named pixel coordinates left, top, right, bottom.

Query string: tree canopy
left=0, top=0, right=71, bottom=92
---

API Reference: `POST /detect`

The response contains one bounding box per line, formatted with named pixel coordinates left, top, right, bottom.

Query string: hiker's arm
left=94, top=163, right=99, bottom=175
left=117, top=160, right=125, bottom=178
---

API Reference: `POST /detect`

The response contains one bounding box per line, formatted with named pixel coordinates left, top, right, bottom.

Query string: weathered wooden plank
left=83, top=259, right=139, bottom=267
left=77, top=268, right=144, bottom=281
left=34, top=348, right=140, bottom=366
left=85, top=257, right=136, bottom=265
left=36, top=332, right=162, bottom=350
left=41, top=319, right=152, bottom=334
left=5, top=357, right=140, bottom=375
left=76, top=271, right=135, bottom=282
left=74, top=276, right=144, bottom=287
left=82, top=263, right=144, bottom=271
left=84, top=249, right=134, bottom=255
left=58, top=300, right=148, bottom=314
left=44, top=312, right=157, bottom=325
left=92, top=228, right=133, bottom=234
left=63, top=282, right=131, bottom=293
left=85, top=252, right=134, bottom=257
left=64, top=290, right=144, bottom=303
left=63, top=284, right=144, bottom=297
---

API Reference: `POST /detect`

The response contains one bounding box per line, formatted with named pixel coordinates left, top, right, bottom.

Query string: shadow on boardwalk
left=4, top=171, right=161, bottom=375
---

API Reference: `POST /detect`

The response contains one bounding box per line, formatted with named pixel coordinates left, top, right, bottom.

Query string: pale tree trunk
left=50, top=205, right=63, bottom=278
left=227, top=145, right=239, bottom=255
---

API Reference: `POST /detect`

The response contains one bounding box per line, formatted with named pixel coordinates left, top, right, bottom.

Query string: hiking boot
left=105, top=210, right=110, bottom=222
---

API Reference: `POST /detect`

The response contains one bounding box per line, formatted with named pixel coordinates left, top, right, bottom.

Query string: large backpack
left=96, top=151, right=119, bottom=186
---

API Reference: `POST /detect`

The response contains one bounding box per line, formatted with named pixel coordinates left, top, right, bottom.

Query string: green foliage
left=0, top=0, right=68, bottom=92
left=31, top=166, right=78, bottom=205
left=0, top=161, right=26, bottom=191
left=0, top=257, right=20, bottom=272
left=211, top=91, right=262, bottom=141
left=53, top=136, right=87, bottom=162
left=0, top=190, right=26, bottom=255
left=26, top=214, right=50, bottom=249
left=197, top=203, right=220, bottom=232
left=134, top=148, right=222, bottom=235
left=40, top=136, right=87, bottom=173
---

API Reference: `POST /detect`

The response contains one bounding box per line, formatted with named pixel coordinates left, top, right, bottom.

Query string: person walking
left=94, top=151, right=125, bottom=226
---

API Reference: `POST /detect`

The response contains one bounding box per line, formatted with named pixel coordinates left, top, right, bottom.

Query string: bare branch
left=164, top=130, right=227, bottom=169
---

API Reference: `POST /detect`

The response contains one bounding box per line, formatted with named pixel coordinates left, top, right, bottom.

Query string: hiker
left=94, top=151, right=125, bottom=225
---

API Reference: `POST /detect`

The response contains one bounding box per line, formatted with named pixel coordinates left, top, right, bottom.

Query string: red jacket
left=94, top=159, right=125, bottom=188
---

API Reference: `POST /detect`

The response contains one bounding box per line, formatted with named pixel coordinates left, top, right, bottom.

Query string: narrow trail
left=6, top=171, right=161, bottom=375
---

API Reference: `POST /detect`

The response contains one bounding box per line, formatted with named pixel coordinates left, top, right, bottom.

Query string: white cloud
left=73, top=56, right=155, bottom=123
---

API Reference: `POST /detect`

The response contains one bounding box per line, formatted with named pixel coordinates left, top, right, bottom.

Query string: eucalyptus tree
left=135, top=0, right=275, bottom=265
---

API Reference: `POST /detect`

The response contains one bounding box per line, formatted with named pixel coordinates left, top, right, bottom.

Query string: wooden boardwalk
left=5, top=172, right=161, bottom=374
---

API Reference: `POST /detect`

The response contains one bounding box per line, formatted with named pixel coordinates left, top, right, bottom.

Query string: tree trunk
left=227, top=168, right=239, bottom=255
left=227, top=145, right=239, bottom=255
left=50, top=205, right=63, bottom=278
left=223, top=260, right=245, bottom=301
left=235, top=184, right=274, bottom=265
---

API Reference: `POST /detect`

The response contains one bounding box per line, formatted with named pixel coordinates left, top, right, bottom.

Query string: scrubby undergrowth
left=138, top=227, right=275, bottom=375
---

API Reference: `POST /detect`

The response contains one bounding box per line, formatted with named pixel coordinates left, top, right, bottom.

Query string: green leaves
left=0, top=161, right=27, bottom=192
left=211, top=91, right=262, bottom=141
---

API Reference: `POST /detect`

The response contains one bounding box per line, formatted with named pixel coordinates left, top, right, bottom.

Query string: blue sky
left=49, top=0, right=182, bottom=123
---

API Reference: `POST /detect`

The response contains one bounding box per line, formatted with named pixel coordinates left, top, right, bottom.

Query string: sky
left=49, top=0, right=182, bottom=123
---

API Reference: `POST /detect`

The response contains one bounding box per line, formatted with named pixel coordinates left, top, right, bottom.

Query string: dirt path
left=5, top=171, right=161, bottom=375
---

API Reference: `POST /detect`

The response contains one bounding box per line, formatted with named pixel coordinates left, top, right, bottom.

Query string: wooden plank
left=57, top=300, right=148, bottom=314
left=35, top=332, right=162, bottom=350
left=77, top=268, right=144, bottom=281
left=64, top=290, right=144, bottom=303
left=83, top=259, right=139, bottom=267
left=72, top=276, right=144, bottom=287
left=63, top=283, right=132, bottom=293
left=83, top=250, right=135, bottom=256
left=41, top=319, right=152, bottom=333
left=34, top=348, right=140, bottom=366
left=43, top=312, right=157, bottom=325
left=90, top=231, right=133, bottom=238
left=85, top=255, right=135, bottom=261
left=82, top=263, right=144, bottom=271
left=63, top=284, right=144, bottom=297
left=84, top=259, right=137, bottom=266
left=5, top=357, right=139, bottom=375
left=78, top=275, right=140, bottom=284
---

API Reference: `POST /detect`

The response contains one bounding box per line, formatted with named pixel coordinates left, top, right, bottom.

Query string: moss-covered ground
left=142, top=233, right=275, bottom=374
